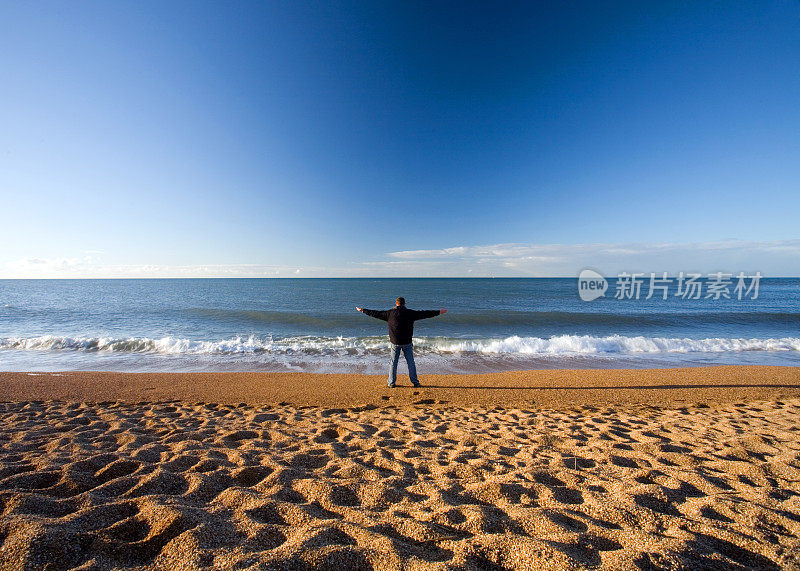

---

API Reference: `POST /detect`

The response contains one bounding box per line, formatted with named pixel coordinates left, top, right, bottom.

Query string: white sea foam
left=2, top=334, right=799, bottom=356
left=419, top=335, right=800, bottom=354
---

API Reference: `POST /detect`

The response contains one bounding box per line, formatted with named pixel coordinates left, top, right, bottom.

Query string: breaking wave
left=2, top=334, right=799, bottom=356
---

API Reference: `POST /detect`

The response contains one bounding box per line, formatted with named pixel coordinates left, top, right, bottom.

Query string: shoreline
left=1, top=365, right=798, bottom=408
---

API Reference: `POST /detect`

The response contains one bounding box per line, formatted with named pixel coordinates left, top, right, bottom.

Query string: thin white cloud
left=1, top=259, right=311, bottom=278
left=2, top=239, right=798, bottom=278
left=383, top=239, right=800, bottom=276
left=388, top=239, right=800, bottom=260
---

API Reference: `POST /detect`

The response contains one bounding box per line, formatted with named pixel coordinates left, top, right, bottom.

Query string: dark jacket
left=361, top=306, right=441, bottom=345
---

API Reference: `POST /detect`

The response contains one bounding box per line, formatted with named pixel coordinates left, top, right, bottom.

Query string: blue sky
left=1, top=1, right=799, bottom=277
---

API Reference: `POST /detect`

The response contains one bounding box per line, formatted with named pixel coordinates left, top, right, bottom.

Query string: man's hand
left=356, top=307, right=363, bottom=312
left=440, top=309, right=448, bottom=314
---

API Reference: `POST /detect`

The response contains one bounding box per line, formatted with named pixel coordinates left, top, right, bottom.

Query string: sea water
left=1, top=278, right=798, bottom=373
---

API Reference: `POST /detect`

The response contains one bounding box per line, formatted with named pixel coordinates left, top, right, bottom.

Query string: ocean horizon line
left=2, top=275, right=798, bottom=281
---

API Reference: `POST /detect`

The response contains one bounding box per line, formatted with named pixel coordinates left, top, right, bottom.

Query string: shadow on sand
left=418, top=383, right=800, bottom=390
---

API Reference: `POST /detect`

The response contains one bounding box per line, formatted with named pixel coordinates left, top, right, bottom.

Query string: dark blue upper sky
left=1, top=1, right=798, bottom=276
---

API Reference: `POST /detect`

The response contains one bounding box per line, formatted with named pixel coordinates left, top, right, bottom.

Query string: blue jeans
left=388, top=343, right=420, bottom=387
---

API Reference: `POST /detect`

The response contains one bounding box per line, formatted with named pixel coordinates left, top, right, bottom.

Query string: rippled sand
left=0, top=368, right=798, bottom=569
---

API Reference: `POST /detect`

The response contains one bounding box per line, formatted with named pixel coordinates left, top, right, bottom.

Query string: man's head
left=395, top=297, right=405, bottom=306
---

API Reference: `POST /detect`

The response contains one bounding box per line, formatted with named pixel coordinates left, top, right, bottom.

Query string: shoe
left=388, top=383, right=396, bottom=388
left=412, top=382, right=422, bottom=388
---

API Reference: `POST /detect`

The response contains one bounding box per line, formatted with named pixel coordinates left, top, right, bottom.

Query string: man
left=356, top=297, right=447, bottom=388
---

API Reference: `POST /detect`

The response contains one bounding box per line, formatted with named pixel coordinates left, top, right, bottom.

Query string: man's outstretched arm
left=412, top=309, right=447, bottom=320
left=356, top=307, right=390, bottom=321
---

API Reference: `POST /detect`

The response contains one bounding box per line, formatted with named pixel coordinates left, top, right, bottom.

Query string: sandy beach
left=0, top=366, right=798, bottom=569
